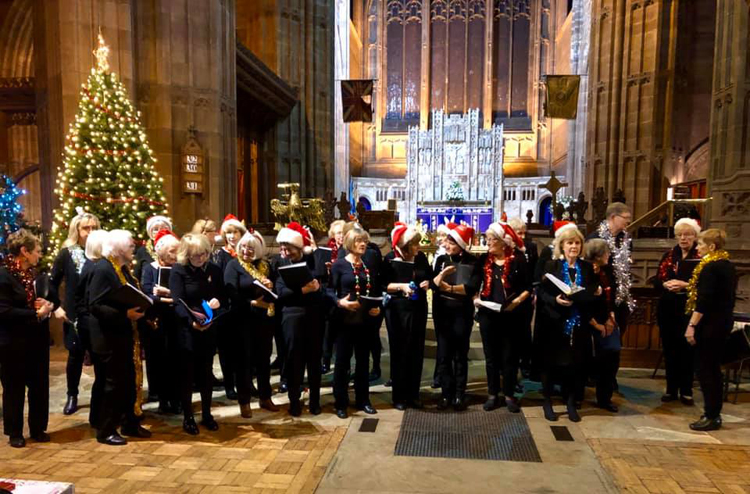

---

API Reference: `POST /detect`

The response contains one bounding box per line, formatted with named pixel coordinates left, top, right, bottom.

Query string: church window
left=385, top=0, right=423, bottom=131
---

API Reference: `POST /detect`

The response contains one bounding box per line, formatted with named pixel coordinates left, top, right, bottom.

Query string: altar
left=403, top=109, right=505, bottom=229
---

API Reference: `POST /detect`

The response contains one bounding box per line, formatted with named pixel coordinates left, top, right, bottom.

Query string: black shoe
left=437, top=398, right=450, bottom=410
left=358, top=404, right=377, bottom=415
left=661, top=393, right=677, bottom=403
left=309, top=403, right=322, bottom=415
left=384, top=379, right=393, bottom=388
left=279, top=381, right=288, bottom=394
left=567, top=399, right=581, bottom=423
left=453, top=397, right=467, bottom=412
left=9, top=436, right=25, bottom=448
left=506, top=398, right=521, bottom=414
left=201, top=416, right=219, bottom=431
left=369, top=369, right=381, bottom=382
left=289, top=401, right=302, bottom=417
left=394, top=402, right=407, bottom=411
left=321, top=359, right=330, bottom=374
left=336, top=409, right=348, bottom=419
left=598, top=402, right=619, bottom=413
left=483, top=396, right=499, bottom=412
left=97, top=433, right=126, bottom=446
left=543, top=400, right=558, bottom=422
left=31, top=431, right=50, bottom=443
left=431, top=380, right=440, bottom=389
left=680, top=395, right=695, bottom=406
left=409, top=399, right=424, bottom=409
left=146, top=393, right=159, bottom=403
left=63, top=395, right=78, bottom=415
left=121, top=425, right=152, bottom=438
left=690, top=416, right=722, bottom=431
left=183, top=417, right=199, bottom=435
left=225, top=388, right=238, bottom=400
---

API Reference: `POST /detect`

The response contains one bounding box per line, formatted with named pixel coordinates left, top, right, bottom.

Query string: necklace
left=106, top=256, right=144, bottom=417
left=562, top=260, right=582, bottom=340
left=350, top=259, right=371, bottom=297
left=598, top=221, right=634, bottom=311
left=685, top=250, right=730, bottom=314
left=237, top=258, right=275, bottom=317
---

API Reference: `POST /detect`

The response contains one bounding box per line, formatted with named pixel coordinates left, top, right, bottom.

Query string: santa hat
left=221, top=214, right=245, bottom=233
left=391, top=222, right=418, bottom=258
left=147, top=215, right=172, bottom=235
left=153, top=229, right=179, bottom=253
left=674, top=217, right=701, bottom=236
left=553, top=221, right=578, bottom=239
left=239, top=228, right=265, bottom=259
left=276, top=222, right=313, bottom=252
left=437, top=217, right=459, bottom=235
left=447, top=223, right=474, bottom=251
left=486, top=222, right=525, bottom=251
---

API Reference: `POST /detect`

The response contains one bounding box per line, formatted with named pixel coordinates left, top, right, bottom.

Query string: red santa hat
left=239, top=228, right=265, bottom=259
left=447, top=223, right=474, bottom=251
left=391, top=222, right=418, bottom=258
left=221, top=214, right=246, bottom=233
left=553, top=220, right=578, bottom=239
left=486, top=222, right=524, bottom=251
left=674, top=217, right=701, bottom=236
left=147, top=215, right=172, bottom=235
left=276, top=222, right=313, bottom=252
left=437, top=217, right=458, bottom=235
left=153, top=229, right=179, bottom=253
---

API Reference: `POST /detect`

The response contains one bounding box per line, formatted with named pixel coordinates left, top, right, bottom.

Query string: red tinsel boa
left=3, top=255, right=35, bottom=308
left=481, top=248, right=514, bottom=298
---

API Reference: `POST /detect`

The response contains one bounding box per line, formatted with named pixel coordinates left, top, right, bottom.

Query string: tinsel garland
left=598, top=221, right=635, bottom=311
left=657, top=244, right=699, bottom=283
left=327, top=238, right=339, bottom=263
left=107, top=256, right=144, bottom=417
left=82, top=87, right=137, bottom=123
left=62, top=187, right=167, bottom=207
left=237, top=257, right=275, bottom=317
left=69, top=245, right=87, bottom=274
left=685, top=249, right=730, bottom=315
left=480, top=248, right=514, bottom=298
left=144, top=240, right=156, bottom=261
left=3, top=254, right=35, bottom=308
left=562, top=260, right=582, bottom=340
left=351, top=260, right=371, bottom=297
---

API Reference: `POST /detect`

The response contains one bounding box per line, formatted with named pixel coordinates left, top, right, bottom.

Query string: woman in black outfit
left=537, top=225, right=596, bottom=423
left=475, top=222, right=530, bottom=413
left=383, top=223, right=432, bottom=410
left=88, top=229, right=151, bottom=445
left=74, top=229, right=108, bottom=429
left=685, top=228, right=736, bottom=431
left=0, top=229, right=56, bottom=448
left=330, top=226, right=382, bottom=418
left=50, top=210, right=100, bottom=415
left=655, top=218, right=701, bottom=405
left=140, top=229, right=181, bottom=414
left=224, top=229, right=280, bottom=418
left=170, top=233, right=226, bottom=435
left=431, top=223, right=481, bottom=411
left=275, top=222, right=324, bottom=417
left=134, top=215, right=172, bottom=282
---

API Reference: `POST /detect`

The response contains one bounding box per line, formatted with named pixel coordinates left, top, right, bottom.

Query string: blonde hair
left=699, top=228, right=726, bottom=251
left=63, top=212, right=100, bottom=249
left=192, top=218, right=217, bottom=235
left=85, top=230, right=109, bottom=261
left=553, top=226, right=585, bottom=258
left=507, top=217, right=526, bottom=234
left=343, top=226, right=370, bottom=252
left=221, top=223, right=247, bottom=243
left=102, top=230, right=133, bottom=259
left=328, top=220, right=346, bottom=240
left=177, top=233, right=212, bottom=265
left=7, top=229, right=40, bottom=256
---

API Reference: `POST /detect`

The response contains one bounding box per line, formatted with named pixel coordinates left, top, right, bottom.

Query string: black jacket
left=695, top=259, right=736, bottom=339
left=50, top=246, right=85, bottom=318
left=170, top=261, right=227, bottom=351
left=224, top=258, right=274, bottom=319
left=134, top=244, right=154, bottom=284
left=0, top=266, right=58, bottom=345
left=431, top=251, right=482, bottom=308
left=87, top=259, right=137, bottom=339
left=476, top=252, right=530, bottom=307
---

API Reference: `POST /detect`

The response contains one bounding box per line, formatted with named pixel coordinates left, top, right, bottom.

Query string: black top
left=224, top=258, right=273, bottom=319
left=337, top=242, right=383, bottom=294
left=654, top=244, right=700, bottom=320
left=381, top=251, right=433, bottom=301
left=586, top=226, right=631, bottom=295
left=519, top=240, right=538, bottom=286
left=431, top=252, right=481, bottom=306
left=74, top=259, right=96, bottom=333
left=169, top=261, right=227, bottom=350
left=534, top=244, right=554, bottom=284
left=50, top=245, right=86, bottom=318
left=329, top=257, right=381, bottom=300
left=133, top=244, right=154, bottom=284
left=0, top=266, right=57, bottom=345
left=538, top=258, right=598, bottom=326
left=88, top=259, right=138, bottom=338
left=212, top=248, right=235, bottom=274
left=476, top=253, right=529, bottom=306
left=695, top=259, right=736, bottom=338
left=140, top=261, right=170, bottom=304
left=274, top=254, right=323, bottom=308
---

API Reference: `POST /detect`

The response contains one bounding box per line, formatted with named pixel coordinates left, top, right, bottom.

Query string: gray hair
left=85, top=230, right=109, bottom=261
left=102, top=229, right=133, bottom=258
left=583, top=238, right=610, bottom=262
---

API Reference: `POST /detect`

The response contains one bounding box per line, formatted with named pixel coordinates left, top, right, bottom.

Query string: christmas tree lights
left=0, top=174, right=26, bottom=247
left=49, top=33, right=169, bottom=258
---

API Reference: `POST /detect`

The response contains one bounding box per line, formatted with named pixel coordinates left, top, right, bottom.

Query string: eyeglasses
left=616, top=215, right=632, bottom=221
left=189, top=252, right=208, bottom=260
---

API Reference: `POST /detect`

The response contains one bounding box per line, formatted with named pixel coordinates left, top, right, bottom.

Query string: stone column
left=566, top=0, right=591, bottom=200
left=334, top=0, right=350, bottom=203
left=707, top=0, right=750, bottom=308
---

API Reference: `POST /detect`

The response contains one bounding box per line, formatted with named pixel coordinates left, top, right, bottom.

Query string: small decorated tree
left=0, top=174, right=26, bottom=248
left=49, top=33, right=168, bottom=258
left=446, top=180, right=465, bottom=202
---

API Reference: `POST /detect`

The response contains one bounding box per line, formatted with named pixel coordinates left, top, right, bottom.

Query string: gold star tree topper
left=93, top=32, right=110, bottom=72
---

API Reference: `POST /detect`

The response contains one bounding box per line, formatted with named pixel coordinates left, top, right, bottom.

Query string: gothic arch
left=0, top=0, right=34, bottom=78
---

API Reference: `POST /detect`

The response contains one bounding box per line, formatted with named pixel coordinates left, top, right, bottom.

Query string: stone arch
left=0, top=0, right=34, bottom=78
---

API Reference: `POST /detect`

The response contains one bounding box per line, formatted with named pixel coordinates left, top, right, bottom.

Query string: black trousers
left=179, top=344, right=215, bottom=419
left=594, top=350, right=619, bottom=405
left=368, top=311, right=384, bottom=372
left=216, top=317, right=238, bottom=392
left=696, top=335, right=725, bottom=420
left=0, top=334, right=49, bottom=438
left=333, top=317, right=371, bottom=409
left=385, top=300, right=427, bottom=404
left=659, top=312, right=694, bottom=397
left=517, top=300, right=534, bottom=371
left=478, top=311, right=520, bottom=398
left=282, top=307, right=323, bottom=406
left=89, top=352, right=105, bottom=428
left=541, top=366, right=585, bottom=403
left=237, top=319, right=274, bottom=404
left=273, top=316, right=286, bottom=379
left=143, top=325, right=170, bottom=402
left=64, top=322, right=86, bottom=397
left=435, top=301, right=474, bottom=400
left=322, top=318, right=336, bottom=363
left=96, top=334, right=138, bottom=440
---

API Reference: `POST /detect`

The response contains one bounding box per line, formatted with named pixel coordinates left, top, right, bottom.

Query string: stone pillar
left=566, top=0, right=591, bottom=200
left=334, top=0, right=350, bottom=203
left=707, top=0, right=750, bottom=308
left=132, top=0, right=236, bottom=233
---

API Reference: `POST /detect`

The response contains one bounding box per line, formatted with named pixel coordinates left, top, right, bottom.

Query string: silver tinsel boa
left=598, top=221, right=635, bottom=312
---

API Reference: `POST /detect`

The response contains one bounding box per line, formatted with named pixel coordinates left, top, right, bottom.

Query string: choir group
left=0, top=202, right=737, bottom=448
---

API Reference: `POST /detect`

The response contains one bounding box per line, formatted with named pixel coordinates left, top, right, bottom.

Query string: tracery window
left=384, top=0, right=423, bottom=130
left=492, top=0, right=531, bottom=129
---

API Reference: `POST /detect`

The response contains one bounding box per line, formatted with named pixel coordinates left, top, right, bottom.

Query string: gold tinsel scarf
left=237, top=258, right=275, bottom=317
left=685, top=250, right=730, bottom=315
left=107, top=256, right=145, bottom=417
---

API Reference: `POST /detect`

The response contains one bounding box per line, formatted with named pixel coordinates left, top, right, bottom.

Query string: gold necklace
left=685, top=249, right=730, bottom=314
left=237, top=258, right=274, bottom=317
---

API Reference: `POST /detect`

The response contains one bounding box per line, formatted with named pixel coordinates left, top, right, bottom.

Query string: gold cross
left=539, top=171, right=569, bottom=212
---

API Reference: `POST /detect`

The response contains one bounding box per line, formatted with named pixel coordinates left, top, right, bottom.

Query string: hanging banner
left=341, top=79, right=374, bottom=123
left=545, top=75, right=581, bottom=119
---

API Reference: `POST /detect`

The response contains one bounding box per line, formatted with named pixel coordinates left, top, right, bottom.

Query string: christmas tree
left=49, top=33, right=168, bottom=257
left=0, top=174, right=26, bottom=248
left=446, top=180, right=465, bottom=201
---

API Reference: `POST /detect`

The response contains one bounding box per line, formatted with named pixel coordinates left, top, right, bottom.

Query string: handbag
left=594, top=324, right=621, bottom=353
